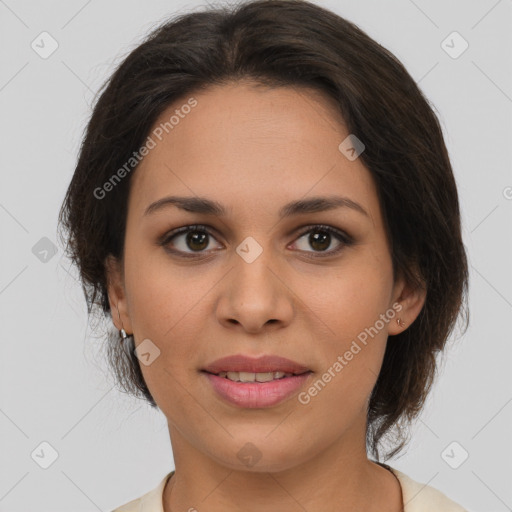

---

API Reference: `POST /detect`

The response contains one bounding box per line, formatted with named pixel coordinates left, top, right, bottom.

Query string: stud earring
left=396, top=318, right=406, bottom=327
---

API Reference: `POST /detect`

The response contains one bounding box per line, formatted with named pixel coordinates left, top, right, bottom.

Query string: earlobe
left=389, top=271, right=427, bottom=336
left=104, top=254, right=132, bottom=333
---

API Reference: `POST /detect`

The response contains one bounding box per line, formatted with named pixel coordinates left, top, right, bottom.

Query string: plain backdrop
left=0, top=0, right=511, bottom=511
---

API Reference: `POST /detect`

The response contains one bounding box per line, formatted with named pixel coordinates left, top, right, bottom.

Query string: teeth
left=218, top=371, right=292, bottom=382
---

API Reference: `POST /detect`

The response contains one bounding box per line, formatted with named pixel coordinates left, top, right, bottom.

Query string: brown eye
left=161, top=225, right=223, bottom=255
left=307, top=231, right=331, bottom=252
left=185, top=230, right=209, bottom=251
left=291, top=225, right=352, bottom=257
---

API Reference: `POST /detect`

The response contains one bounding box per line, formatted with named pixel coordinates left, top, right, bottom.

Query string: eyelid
left=294, top=224, right=351, bottom=243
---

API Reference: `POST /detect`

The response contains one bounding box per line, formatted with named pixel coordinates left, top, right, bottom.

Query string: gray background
left=1, top=0, right=511, bottom=510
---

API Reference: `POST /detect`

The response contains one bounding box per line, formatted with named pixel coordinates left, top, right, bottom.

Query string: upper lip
left=202, top=354, right=311, bottom=375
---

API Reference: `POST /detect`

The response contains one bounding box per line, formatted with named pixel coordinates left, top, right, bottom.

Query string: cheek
left=124, top=242, right=203, bottom=334
left=123, top=255, right=211, bottom=411
left=122, top=248, right=209, bottom=379
left=296, top=251, right=394, bottom=398
left=302, top=252, right=394, bottom=344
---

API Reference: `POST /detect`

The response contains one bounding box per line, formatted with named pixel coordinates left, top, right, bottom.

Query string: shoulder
left=388, top=466, right=468, bottom=512
left=111, top=471, right=174, bottom=512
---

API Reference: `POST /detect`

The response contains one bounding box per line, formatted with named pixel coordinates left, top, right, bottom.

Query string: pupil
left=187, top=231, right=208, bottom=251
left=310, top=231, right=330, bottom=251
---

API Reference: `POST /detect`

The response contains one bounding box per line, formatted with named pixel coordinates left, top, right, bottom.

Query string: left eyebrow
left=278, top=196, right=369, bottom=219
left=143, top=195, right=369, bottom=219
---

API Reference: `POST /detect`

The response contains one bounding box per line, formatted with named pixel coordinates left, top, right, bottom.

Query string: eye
left=160, top=225, right=223, bottom=257
left=159, top=224, right=353, bottom=259
left=290, top=225, right=353, bottom=257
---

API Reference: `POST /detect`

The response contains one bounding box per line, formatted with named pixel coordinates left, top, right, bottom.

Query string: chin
left=205, top=435, right=313, bottom=474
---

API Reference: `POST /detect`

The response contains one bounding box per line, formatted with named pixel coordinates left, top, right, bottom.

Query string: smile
left=202, top=370, right=313, bottom=408
left=211, top=370, right=307, bottom=382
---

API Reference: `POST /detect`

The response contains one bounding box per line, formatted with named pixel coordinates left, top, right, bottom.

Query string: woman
left=58, top=0, right=469, bottom=510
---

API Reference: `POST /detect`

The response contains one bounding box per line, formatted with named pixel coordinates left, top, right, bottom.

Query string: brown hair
left=57, top=0, right=469, bottom=461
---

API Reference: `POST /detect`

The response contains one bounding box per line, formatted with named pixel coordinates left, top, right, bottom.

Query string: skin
left=106, top=81, right=426, bottom=512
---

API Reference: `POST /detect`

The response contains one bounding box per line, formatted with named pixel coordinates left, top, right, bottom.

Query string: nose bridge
left=217, top=236, right=294, bottom=331
left=234, top=237, right=280, bottom=303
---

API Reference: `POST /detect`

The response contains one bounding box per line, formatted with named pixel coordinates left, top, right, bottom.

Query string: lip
left=201, top=354, right=312, bottom=408
left=202, top=354, right=311, bottom=374
left=203, top=372, right=313, bottom=408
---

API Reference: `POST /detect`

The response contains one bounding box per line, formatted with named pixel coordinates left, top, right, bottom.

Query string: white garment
left=111, top=465, right=467, bottom=511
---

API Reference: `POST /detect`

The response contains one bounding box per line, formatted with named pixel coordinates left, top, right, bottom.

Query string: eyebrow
left=143, top=195, right=369, bottom=219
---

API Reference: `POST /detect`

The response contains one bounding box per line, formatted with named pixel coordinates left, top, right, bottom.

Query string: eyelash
left=159, top=224, right=354, bottom=260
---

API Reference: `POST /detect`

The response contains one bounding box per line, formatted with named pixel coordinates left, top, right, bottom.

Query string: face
left=106, top=81, right=425, bottom=473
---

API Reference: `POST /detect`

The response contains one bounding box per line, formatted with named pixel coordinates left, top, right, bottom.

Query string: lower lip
left=202, top=371, right=312, bottom=408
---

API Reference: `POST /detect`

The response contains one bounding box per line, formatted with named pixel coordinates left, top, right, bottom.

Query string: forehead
left=128, top=82, right=379, bottom=223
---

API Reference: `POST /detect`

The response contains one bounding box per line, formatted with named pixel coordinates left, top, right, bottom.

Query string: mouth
left=200, top=354, right=313, bottom=407
left=201, top=354, right=312, bottom=380
left=202, top=369, right=312, bottom=383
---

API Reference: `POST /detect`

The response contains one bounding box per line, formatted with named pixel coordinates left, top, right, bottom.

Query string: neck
left=162, top=418, right=402, bottom=512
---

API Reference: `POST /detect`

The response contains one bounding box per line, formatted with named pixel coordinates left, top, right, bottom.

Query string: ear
left=387, top=267, right=427, bottom=336
left=104, top=254, right=133, bottom=334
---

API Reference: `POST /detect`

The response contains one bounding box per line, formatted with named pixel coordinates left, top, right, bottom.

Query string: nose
left=216, top=247, right=294, bottom=334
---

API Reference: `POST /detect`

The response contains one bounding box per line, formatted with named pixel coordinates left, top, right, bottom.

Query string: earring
left=120, top=327, right=129, bottom=342
left=114, top=301, right=134, bottom=352
left=120, top=327, right=134, bottom=356
left=396, top=318, right=406, bottom=327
